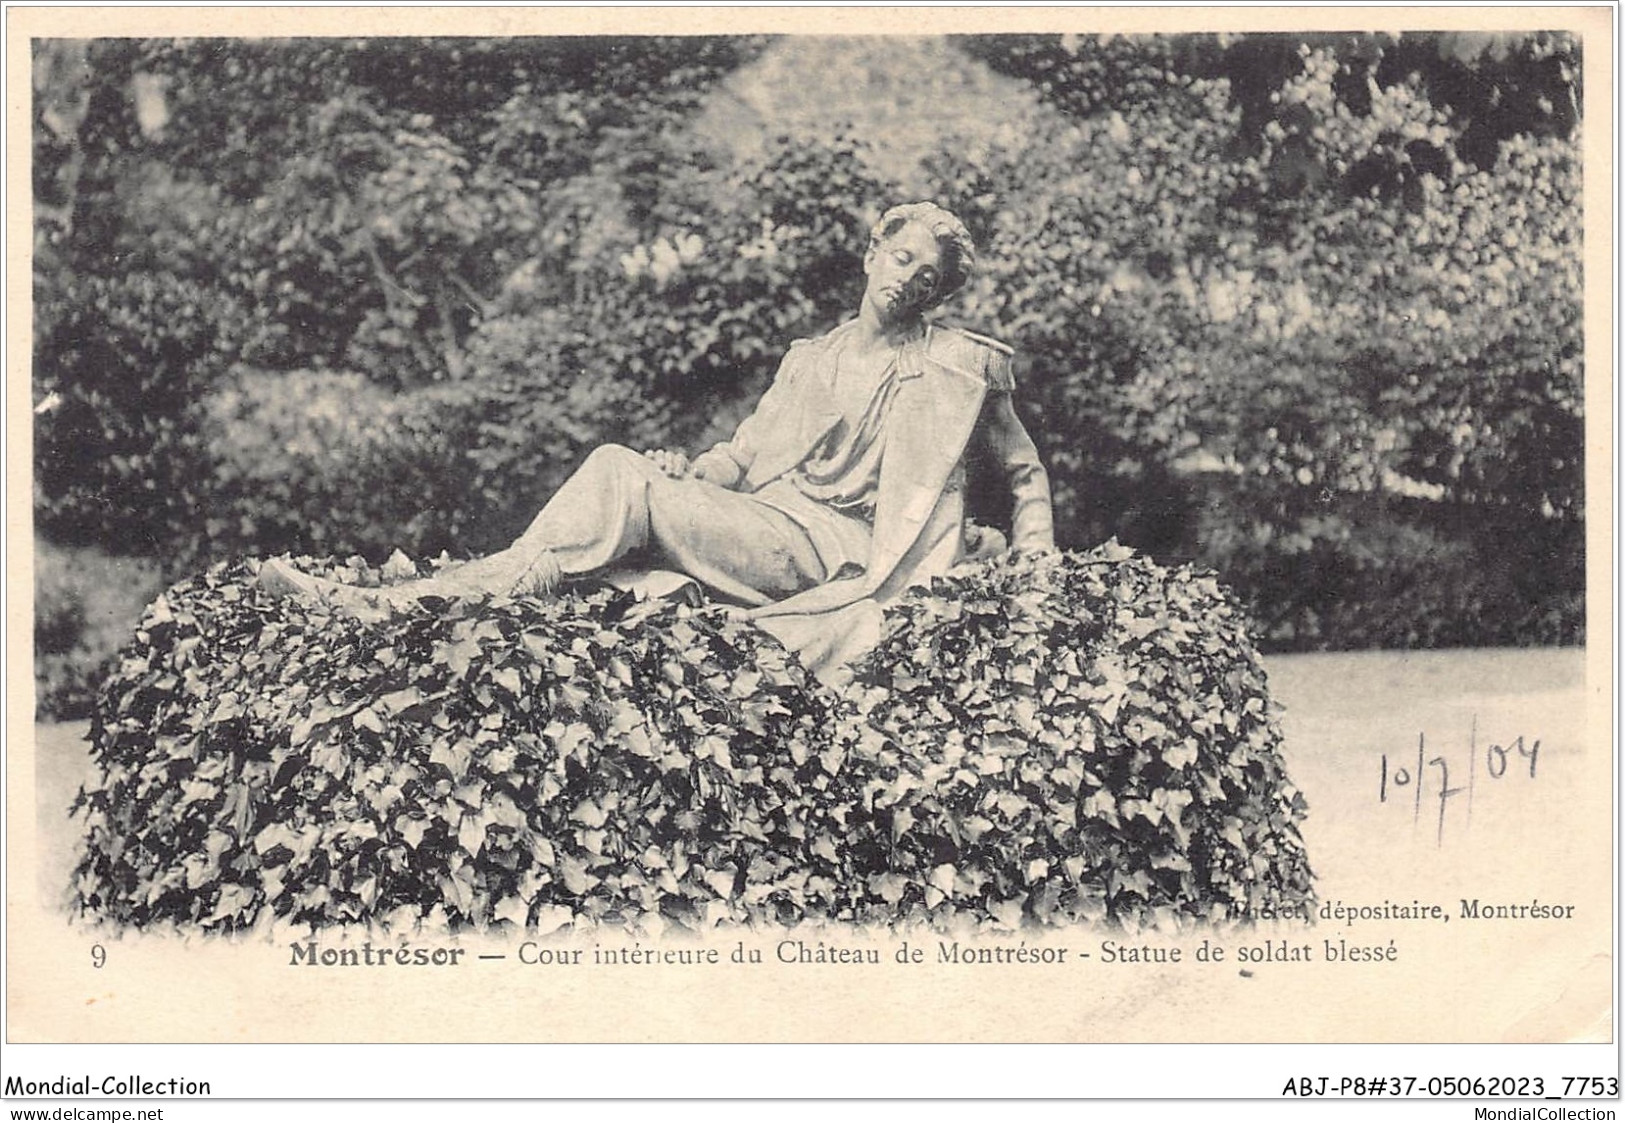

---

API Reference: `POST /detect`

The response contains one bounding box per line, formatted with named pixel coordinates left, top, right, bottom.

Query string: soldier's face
left=864, top=222, right=943, bottom=324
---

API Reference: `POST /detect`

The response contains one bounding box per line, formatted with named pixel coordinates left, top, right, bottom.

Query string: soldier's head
left=862, top=202, right=977, bottom=325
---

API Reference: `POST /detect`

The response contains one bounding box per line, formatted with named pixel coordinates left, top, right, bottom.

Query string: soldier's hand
left=690, top=448, right=744, bottom=489
left=643, top=448, right=692, bottom=479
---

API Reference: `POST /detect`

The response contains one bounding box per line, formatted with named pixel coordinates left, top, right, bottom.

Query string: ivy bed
left=71, top=544, right=1314, bottom=933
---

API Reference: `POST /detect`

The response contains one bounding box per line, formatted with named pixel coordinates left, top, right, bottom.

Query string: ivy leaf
left=492, top=893, right=531, bottom=928
left=310, top=738, right=349, bottom=778
left=532, top=905, right=575, bottom=938
left=491, top=666, right=524, bottom=697
left=379, top=687, right=422, bottom=716
left=442, top=863, right=476, bottom=915
left=435, top=634, right=484, bottom=678
left=990, top=898, right=1026, bottom=929
left=572, top=800, right=608, bottom=828
left=557, top=853, right=592, bottom=896
left=457, top=813, right=487, bottom=856
left=396, top=816, right=430, bottom=849
left=1162, top=740, right=1199, bottom=770
left=381, top=550, right=418, bottom=582
left=205, top=882, right=257, bottom=926
left=870, top=873, right=908, bottom=905
left=429, top=739, right=474, bottom=781
left=818, top=743, right=846, bottom=775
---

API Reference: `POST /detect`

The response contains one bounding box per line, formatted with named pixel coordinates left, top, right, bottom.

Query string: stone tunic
left=757, top=347, right=900, bottom=581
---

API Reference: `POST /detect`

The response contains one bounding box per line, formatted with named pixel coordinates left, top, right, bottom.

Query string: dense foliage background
left=33, top=32, right=1584, bottom=718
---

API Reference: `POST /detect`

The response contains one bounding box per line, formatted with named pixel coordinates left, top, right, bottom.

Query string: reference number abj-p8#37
left=1281, top=1076, right=1620, bottom=1098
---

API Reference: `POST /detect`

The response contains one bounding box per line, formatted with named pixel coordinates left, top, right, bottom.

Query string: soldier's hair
left=868, top=202, right=977, bottom=310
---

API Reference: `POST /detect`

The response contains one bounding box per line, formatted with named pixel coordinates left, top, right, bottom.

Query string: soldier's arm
left=980, top=390, right=1056, bottom=554
left=944, top=329, right=1055, bottom=554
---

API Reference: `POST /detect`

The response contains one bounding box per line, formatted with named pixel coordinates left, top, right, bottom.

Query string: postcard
left=4, top=4, right=1615, bottom=1106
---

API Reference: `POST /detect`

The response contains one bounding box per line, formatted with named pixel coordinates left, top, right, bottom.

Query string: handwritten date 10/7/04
left=1378, top=721, right=1538, bottom=845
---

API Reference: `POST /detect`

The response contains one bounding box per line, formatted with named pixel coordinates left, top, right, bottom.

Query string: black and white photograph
left=4, top=3, right=1615, bottom=1111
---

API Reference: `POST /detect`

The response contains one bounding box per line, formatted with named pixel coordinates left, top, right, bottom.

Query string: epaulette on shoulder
left=927, top=325, right=1016, bottom=391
